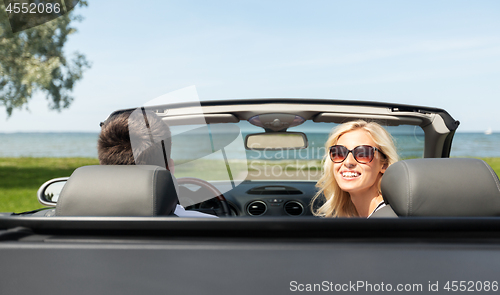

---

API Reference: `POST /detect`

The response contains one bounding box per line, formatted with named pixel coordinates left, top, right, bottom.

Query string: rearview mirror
left=37, top=177, right=69, bottom=207
left=245, top=132, right=308, bottom=150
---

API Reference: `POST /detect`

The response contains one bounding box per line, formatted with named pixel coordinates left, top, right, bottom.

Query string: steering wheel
left=177, top=177, right=231, bottom=217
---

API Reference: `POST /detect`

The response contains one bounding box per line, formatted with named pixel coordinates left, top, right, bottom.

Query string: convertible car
left=1, top=98, right=500, bottom=295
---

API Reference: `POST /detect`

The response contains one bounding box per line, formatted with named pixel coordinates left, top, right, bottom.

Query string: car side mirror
left=245, top=132, right=308, bottom=150
left=37, top=177, right=69, bottom=207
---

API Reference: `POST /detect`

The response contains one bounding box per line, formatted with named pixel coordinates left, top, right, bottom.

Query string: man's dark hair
left=98, top=110, right=172, bottom=169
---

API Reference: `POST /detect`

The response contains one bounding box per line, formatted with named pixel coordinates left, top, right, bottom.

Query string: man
left=98, top=110, right=173, bottom=167
left=98, top=109, right=216, bottom=218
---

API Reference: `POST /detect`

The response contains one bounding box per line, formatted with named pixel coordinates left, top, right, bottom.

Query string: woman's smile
left=340, top=170, right=361, bottom=179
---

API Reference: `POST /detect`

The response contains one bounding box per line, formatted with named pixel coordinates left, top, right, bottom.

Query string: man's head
left=98, top=110, right=173, bottom=171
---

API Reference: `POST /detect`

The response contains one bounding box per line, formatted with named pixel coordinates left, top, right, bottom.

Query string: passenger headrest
left=381, top=158, right=500, bottom=217
left=56, top=165, right=178, bottom=216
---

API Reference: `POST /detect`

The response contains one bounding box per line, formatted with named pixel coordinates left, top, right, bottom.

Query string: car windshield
left=170, top=120, right=425, bottom=183
left=147, top=115, right=424, bottom=210
left=122, top=103, right=427, bottom=209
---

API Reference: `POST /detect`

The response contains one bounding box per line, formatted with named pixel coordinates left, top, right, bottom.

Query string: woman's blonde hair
left=311, top=120, right=399, bottom=217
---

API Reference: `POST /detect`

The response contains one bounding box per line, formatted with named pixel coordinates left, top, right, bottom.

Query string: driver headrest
left=381, top=158, right=500, bottom=217
left=56, top=165, right=178, bottom=216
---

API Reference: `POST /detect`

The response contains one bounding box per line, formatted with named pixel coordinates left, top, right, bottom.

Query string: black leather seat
left=376, top=158, right=500, bottom=217
left=55, top=165, right=178, bottom=216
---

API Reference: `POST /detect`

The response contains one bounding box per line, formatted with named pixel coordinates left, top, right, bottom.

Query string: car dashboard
left=185, top=180, right=318, bottom=217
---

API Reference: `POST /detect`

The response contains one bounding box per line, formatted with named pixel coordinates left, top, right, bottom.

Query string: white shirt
left=173, top=205, right=218, bottom=218
left=367, top=201, right=386, bottom=218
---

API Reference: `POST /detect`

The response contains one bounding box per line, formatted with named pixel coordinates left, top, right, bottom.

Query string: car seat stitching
left=55, top=170, right=73, bottom=215
left=480, top=160, right=500, bottom=193
left=151, top=168, right=157, bottom=216
left=402, top=161, right=411, bottom=216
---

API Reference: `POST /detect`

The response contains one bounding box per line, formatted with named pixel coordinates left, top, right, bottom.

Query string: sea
left=0, top=132, right=499, bottom=158
left=0, top=132, right=100, bottom=158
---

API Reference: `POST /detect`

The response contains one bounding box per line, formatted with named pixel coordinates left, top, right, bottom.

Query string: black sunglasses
left=329, top=145, right=385, bottom=164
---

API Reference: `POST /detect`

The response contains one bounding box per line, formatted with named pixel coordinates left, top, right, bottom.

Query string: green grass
left=174, top=159, right=249, bottom=180
left=0, top=157, right=99, bottom=213
left=1, top=157, right=500, bottom=214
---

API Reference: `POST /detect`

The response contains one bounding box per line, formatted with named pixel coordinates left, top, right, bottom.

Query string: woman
left=312, top=120, right=399, bottom=218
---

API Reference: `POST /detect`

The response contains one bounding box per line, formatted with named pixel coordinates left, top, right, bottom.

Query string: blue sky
left=2, top=0, right=500, bottom=132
